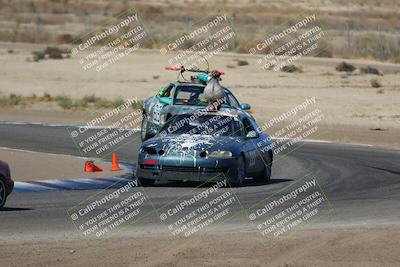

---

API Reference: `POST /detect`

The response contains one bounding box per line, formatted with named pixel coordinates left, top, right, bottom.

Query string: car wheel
left=0, top=179, right=7, bottom=208
left=254, top=151, right=272, bottom=183
left=137, top=176, right=155, bottom=187
left=232, top=156, right=246, bottom=187
left=141, top=114, right=149, bottom=141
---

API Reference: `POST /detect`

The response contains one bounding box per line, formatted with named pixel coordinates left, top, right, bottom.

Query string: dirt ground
left=1, top=0, right=399, bottom=63
left=1, top=228, right=399, bottom=267
left=0, top=147, right=127, bottom=181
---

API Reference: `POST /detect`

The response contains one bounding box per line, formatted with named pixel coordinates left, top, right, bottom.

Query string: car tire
left=141, top=114, right=150, bottom=142
left=232, top=156, right=246, bottom=187
left=0, top=179, right=7, bottom=208
left=254, top=151, right=273, bottom=183
left=137, top=176, right=155, bottom=187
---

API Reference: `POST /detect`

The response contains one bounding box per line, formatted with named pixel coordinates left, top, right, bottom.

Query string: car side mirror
left=240, top=103, right=251, bottom=110
left=246, top=130, right=258, bottom=139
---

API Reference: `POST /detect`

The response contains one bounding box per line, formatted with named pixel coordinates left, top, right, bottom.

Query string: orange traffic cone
left=111, top=152, right=121, bottom=171
left=92, top=164, right=103, bottom=172
left=85, top=161, right=94, bottom=172
left=84, top=160, right=103, bottom=172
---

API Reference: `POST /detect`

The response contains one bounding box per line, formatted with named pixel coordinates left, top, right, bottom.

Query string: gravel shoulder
left=1, top=228, right=399, bottom=267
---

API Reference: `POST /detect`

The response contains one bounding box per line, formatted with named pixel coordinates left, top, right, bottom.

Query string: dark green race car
left=141, top=81, right=251, bottom=141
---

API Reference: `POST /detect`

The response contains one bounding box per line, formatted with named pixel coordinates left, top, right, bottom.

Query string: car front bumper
left=136, top=155, right=239, bottom=183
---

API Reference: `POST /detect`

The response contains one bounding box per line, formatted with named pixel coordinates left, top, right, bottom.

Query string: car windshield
left=173, top=85, right=230, bottom=107
left=160, top=114, right=243, bottom=137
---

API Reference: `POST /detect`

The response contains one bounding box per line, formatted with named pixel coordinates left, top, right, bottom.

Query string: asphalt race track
left=1, top=122, right=400, bottom=241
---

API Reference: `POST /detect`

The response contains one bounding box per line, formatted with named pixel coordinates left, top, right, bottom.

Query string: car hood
left=142, top=134, right=244, bottom=156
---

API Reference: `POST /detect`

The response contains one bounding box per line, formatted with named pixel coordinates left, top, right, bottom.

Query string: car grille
left=140, top=164, right=229, bottom=174
left=162, top=166, right=199, bottom=172
left=161, top=166, right=227, bottom=173
left=141, top=164, right=159, bottom=170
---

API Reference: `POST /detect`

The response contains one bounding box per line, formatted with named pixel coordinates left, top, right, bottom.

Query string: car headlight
left=208, top=150, right=232, bottom=158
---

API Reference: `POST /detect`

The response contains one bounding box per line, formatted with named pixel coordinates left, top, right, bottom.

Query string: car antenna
left=164, top=54, right=224, bottom=82
left=164, top=66, right=224, bottom=82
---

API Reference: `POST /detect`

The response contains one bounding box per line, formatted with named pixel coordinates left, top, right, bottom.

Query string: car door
left=241, top=117, right=263, bottom=174
left=249, top=117, right=270, bottom=167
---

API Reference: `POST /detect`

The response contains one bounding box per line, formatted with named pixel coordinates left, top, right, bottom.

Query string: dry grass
left=370, top=79, right=382, bottom=88
left=0, top=92, right=143, bottom=110
left=0, top=0, right=399, bottom=61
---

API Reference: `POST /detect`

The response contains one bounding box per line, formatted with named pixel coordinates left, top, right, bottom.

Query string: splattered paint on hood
left=147, top=134, right=215, bottom=156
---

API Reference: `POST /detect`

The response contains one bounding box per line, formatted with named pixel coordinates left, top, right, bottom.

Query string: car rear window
left=173, top=86, right=232, bottom=106
left=173, top=86, right=207, bottom=105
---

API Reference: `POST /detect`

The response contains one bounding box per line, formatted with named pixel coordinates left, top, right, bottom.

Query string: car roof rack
left=165, top=66, right=224, bottom=83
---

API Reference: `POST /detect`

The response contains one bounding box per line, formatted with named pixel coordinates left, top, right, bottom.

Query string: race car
left=0, top=160, right=14, bottom=208
left=140, top=67, right=251, bottom=141
left=136, top=108, right=273, bottom=187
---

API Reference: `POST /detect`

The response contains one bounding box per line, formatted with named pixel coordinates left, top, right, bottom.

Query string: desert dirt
left=1, top=228, right=400, bottom=267
left=1, top=0, right=400, bottom=63
left=0, top=147, right=127, bottom=181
